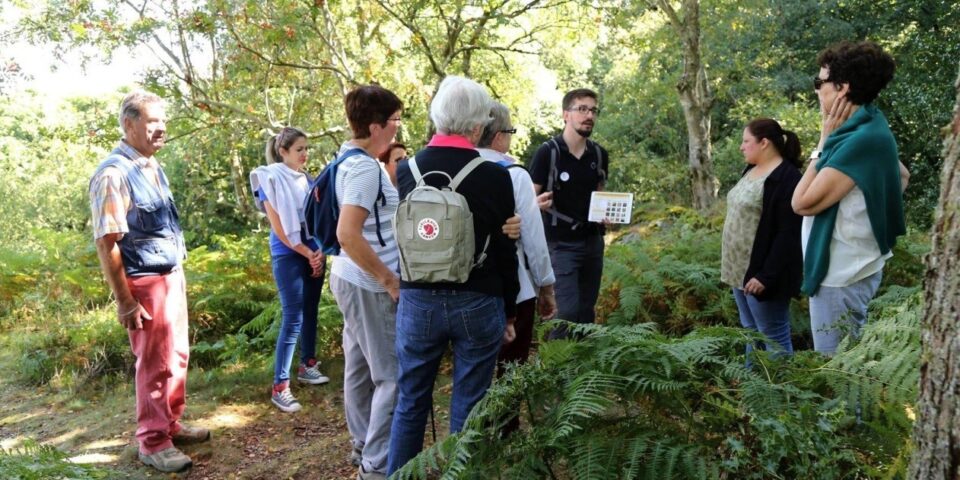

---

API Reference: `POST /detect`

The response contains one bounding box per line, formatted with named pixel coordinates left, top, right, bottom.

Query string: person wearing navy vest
left=528, top=88, right=609, bottom=339
left=89, top=90, right=208, bottom=474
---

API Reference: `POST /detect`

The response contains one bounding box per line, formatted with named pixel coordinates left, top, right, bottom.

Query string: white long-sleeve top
left=249, top=162, right=312, bottom=247
left=477, top=148, right=555, bottom=302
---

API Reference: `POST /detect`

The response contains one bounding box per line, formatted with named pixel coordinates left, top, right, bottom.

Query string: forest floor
left=0, top=347, right=453, bottom=479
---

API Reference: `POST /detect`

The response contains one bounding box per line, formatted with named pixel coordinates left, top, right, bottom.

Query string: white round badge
left=417, top=218, right=440, bottom=240
left=560, top=171, right=571, bottom=182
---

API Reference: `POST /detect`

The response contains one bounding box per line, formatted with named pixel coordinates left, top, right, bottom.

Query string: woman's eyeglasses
left=500, top=128, right=517, bottom=134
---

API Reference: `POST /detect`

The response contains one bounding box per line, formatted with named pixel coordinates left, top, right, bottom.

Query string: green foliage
left=395, top=322, right=864, bottom=479
left=599, top=206, right=737, bottom=334
left=0, top=439, right=108, bottom=479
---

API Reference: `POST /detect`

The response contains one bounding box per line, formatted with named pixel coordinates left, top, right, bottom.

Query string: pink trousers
left=126, top=269, right=190, bottom=454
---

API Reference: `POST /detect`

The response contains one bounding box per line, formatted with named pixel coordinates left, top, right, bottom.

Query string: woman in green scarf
left=791, top=41, right=910, bottom=355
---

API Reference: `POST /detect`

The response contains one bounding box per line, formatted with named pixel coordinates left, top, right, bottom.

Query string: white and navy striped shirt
left=330, top=142, right=400, bottom=292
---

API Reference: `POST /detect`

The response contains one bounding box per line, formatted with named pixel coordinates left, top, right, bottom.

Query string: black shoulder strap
left=542, top=138, right=580, bottom=229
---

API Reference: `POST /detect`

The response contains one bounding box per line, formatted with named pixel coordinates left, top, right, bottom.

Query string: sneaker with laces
left=272, top=383, right=302, bottom=413
left=297, top=359, right=331, bottom=385
left=139, top=446, right=192, bottom=473
left=172, top=424, right=211, bottom=445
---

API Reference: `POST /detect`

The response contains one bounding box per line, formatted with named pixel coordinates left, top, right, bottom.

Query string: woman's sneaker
left=271, top=382, right=302, bottom=413
left=297, top=359, right=330, bottom=385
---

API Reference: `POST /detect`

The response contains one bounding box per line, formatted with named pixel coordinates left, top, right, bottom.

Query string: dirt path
left=0, top=352, right=450, bottom=479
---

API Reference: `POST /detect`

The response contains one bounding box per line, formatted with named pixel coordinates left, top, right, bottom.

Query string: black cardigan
left=742, top=161, right=803, bottom=301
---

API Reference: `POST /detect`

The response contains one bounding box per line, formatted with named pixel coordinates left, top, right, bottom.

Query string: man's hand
left=503, top=318, right=517, bottom=344
left=118, top=299, right=152, bottom=330
left=537, top=285, right=558, bottom=320
left=536, top=191, right=553, bottom=211
left=743, top=278, right=766, bottom=296
left=502, top=214, right=521, bottom=240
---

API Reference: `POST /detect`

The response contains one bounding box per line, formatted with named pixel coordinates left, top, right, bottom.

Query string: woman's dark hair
left=265, top=126, right=307, bottom=163
left=377, top=142, right=406, bottom=165
left=345, top=85, right=404, bottom=139
left=817, top=40, right=895, bottom=105
left=747, top=118, right=802, bottom=168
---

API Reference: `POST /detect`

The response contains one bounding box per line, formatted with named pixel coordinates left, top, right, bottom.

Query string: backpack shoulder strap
left=449, top=157, right=486, bottom=191
left=592, top=141, right=607, bottom=183
left=544, top=139, right=560, bottom=193
left=408, top=156, right=423, bottom=185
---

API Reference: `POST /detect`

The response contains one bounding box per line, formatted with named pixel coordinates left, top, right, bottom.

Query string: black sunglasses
left=813, top=76, right=833, bottom=90
left=500, top=128, right=517, bottom=134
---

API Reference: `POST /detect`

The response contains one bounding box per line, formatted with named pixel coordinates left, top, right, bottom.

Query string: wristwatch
left=809, top=149, right=821, bottom=161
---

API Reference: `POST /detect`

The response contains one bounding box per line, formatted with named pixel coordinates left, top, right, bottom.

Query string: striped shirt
left=330, top=142, right=400, bottom=292
left=89, top=142, right=162, bottom=240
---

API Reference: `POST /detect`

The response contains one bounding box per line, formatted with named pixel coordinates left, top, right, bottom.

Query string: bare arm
left=791, top=165, right=856, bottom=216
left=95, top=234, right=151, bottom=329
left=337, top=204, right=399, bottom=301
left=899, top=161, right=910, bottom=192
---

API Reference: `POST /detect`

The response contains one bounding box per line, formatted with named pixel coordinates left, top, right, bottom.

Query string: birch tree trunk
left=654, top=0, right=718, bottom=211
left=909, top=62, right=960, bottom=480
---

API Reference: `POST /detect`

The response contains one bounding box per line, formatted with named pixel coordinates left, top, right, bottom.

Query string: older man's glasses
left=566, top=105, right=601, bottom=115
left=813, top=76, right=833, bottom=90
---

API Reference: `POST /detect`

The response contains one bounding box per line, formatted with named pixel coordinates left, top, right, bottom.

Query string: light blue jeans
left=809, top=271, right=882, bottom=356
left=732, top=288, right=793, bottom=358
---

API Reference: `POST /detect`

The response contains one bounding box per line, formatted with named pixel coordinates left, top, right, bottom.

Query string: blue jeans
left=272, top=253, right=324, bottom=385
left=387, top=289, right=505, bottom=474
left=547, top=234, right=605, bottom=339
left=732, top=288, right=793, bottom=358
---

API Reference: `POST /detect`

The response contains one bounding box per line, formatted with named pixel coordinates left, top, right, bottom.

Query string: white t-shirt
left=801, top=186, right=890, bottom=288
left=330, top=143, right=400, bottom=292
left=477, top=148, right=555, bottom=302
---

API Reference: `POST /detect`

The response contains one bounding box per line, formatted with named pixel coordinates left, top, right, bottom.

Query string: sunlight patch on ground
left=1, top=436, right=24, bottom=450
left=82, top=438, right=127, bottom=450
left=200, top=404, right=258, bottom=429
left=46, top=427, right=87, bottom=446
left=69, top=452, right=118, bottom=464
left=1, top=410, right=43, bottom=425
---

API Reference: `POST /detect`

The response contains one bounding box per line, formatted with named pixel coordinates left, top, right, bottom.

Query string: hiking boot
left=139, top=447, right=192, bottom=473
left=271, top=383, right=302, bottom=413
left=172, top=424, right=211, bottom=445
left=297, top=359, right=331, bottom=385
left=358, top=465, right=387, bottom=480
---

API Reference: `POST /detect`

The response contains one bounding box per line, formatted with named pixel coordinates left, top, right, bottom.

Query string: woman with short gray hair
left=387, top=76, right=520, bottom=474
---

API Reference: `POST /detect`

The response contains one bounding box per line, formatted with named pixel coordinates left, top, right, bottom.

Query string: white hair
left=429, top=76, right=493, bottom=136
left=118, top=90, right=164, bottom=134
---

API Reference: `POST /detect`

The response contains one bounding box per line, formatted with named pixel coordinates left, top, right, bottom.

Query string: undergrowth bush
left=0, top=439, right=108, bottom=480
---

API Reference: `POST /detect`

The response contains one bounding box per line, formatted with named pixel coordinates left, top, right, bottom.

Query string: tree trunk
left=909, top=62, right=960, bottom=479
left=656, top=0, right=718, bottom=211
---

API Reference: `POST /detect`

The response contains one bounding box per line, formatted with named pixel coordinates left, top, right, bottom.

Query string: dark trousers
left=495, top=298, right=537, bottom=435
left=547, top=234, right=605, bottom=339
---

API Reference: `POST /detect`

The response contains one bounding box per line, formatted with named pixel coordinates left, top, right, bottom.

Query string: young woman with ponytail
left=250, top=126, right=329, bottom=413
left=721, top=118, right=804, bottom=357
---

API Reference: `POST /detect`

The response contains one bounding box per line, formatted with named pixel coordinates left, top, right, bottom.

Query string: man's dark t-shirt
left=396, top=146, right=520, bottom=317
left=528, top=135, right=609, bottom=241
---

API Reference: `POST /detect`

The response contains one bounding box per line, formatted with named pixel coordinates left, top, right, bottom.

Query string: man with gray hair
left=477, top=103, right=557, bottom=433
left=388, top=76, right=519, bottom=474
left=89, top=90, right=209, bottom=473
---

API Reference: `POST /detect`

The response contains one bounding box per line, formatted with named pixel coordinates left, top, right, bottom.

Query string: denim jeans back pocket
left=459, top=296, right=503, bottom=344
left=397, top=295, right=433, bottom=340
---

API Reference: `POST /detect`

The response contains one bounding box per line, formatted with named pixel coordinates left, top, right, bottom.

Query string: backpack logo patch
left=417, top=218, right=440, bottom=240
